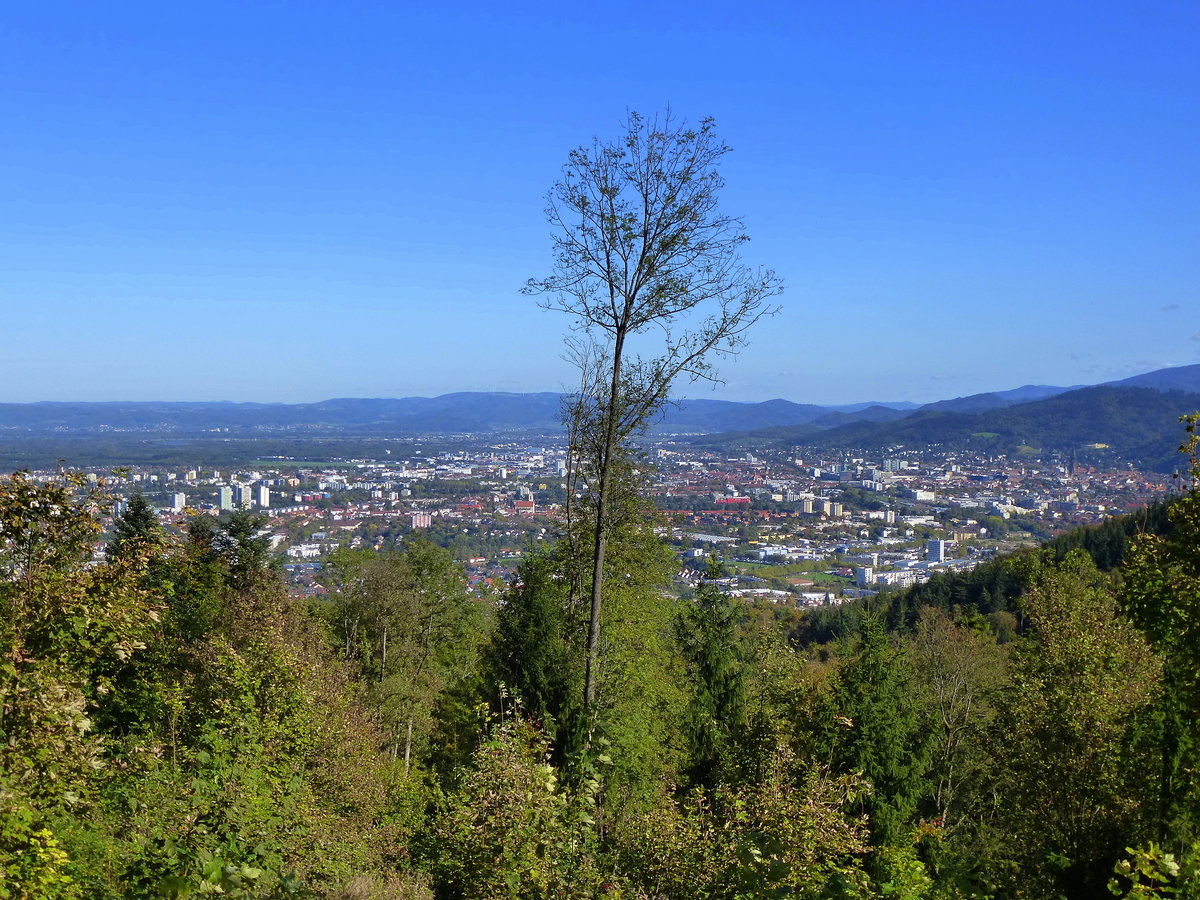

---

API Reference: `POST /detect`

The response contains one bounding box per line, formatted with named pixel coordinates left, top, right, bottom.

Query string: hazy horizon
left=6, top=364, right=1190, bottom=410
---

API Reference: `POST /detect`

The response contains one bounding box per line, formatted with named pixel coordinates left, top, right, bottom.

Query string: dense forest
left=1, top=418, right=1198, bottom=898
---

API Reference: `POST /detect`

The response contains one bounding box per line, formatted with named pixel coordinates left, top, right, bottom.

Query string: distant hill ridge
left=2, top=364, right=1199, bottom=443
left=918, top=384, right=1077, bottom=414
left=0, top=394, right=911, bottom=434
left=697, top=384, right=1200, bottom=473
left=915, top=364, right=1200, bottom=415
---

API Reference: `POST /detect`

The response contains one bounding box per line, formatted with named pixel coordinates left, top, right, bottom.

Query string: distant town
left=33, top=434, right=1172, bottom=607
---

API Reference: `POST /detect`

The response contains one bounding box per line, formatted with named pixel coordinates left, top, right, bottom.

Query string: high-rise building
left=218, top=486, right=234, bottom=511
left=927, top=539, right=946, bottom=563
left=234, top=484, right=252, bottom=509
left=256, top=485, right=270, bottom=508
left=171, top=493, right=187, bottom=512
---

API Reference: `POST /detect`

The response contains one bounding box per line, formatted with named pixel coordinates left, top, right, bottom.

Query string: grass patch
left=727, top=561, right=821, bottom=577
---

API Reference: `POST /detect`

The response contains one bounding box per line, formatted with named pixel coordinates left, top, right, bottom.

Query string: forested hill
left=909, top=363, right=1200, bottom=415
left=699, top=385, right=1200, bottom=471
left=917, top=383, right=1075, bottom=414
left=796, top=499, right=1175, bottom=645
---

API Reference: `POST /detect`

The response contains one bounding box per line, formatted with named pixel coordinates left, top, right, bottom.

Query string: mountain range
left=2, top=364, right=1199, bottom=470
left=690, top=365, right=1200, bottom=472
left=0, top=393, right=901, bottom=434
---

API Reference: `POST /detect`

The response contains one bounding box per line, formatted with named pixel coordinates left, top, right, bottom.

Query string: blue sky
left=2, top=1, right=1196, bottom=404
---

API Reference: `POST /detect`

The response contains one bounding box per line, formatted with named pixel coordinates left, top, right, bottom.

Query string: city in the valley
left=44, top=436, right=1171, bottom=605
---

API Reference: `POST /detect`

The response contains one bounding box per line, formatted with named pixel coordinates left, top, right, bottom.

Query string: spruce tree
left=814, top=613, right=931, bottom=853
left=676, top=561, right=747, bottom=789
left=107, top=492, right=161, bottom=560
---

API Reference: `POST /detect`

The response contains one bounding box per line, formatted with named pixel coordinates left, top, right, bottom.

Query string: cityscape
left=50, top=432, right=1171, bottom=606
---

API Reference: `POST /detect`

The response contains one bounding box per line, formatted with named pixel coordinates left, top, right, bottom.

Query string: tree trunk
left=584, top=329, right=626, bottom=710
left=403, top=717, right=414, bottom=776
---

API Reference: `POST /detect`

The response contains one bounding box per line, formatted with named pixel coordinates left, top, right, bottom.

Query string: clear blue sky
left=2, top=1, right=1196, bottom=404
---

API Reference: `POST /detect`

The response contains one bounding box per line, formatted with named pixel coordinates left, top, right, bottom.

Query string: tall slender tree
left=526, top=110, right=782, bottom=710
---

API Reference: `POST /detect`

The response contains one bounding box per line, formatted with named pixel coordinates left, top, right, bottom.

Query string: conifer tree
left=813, top=614, right=931, bottom=854
left=107, top=491, right=161, bottom=560
left=676, top=560, right=748, bottom=789
left=486, top=552, right=583, bottom=757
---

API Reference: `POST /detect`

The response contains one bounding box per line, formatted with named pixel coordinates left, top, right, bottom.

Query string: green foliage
left=429, top=716, right=616, bottom=899
left=1123, top=415, right=1200, bottom=851
left=118, top=731, right=320, bottom=897
left=907, top=607, right=1008, bottom=833
left=986, top=551, right=1162, bottom=898
left=108, top=492, right=164, bottom=561
left=0, top=470, right=409, bottom=897
left=807, top=614, right=932, bottom=855
left=321, top=541, right=488, bottom=773
left=488, top=511, right=685, bottom=817
left=0, top=472, right=159, bottom=896
left=1110, top=842, right=1200, bottom=899
left=485, top=550, right=584, bottom=756
left=0, top=814, right=76, bottom=900
left=585, top=519, right=686, bottom=817
left=676, top=572, right=749, bottom=790
left=615, top=748, right=873, bottom=898
left=190, top=511, right=275, bottom=593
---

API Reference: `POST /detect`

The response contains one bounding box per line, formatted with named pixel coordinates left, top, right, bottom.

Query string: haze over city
left=2, top=1, right=1196, bottom=404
